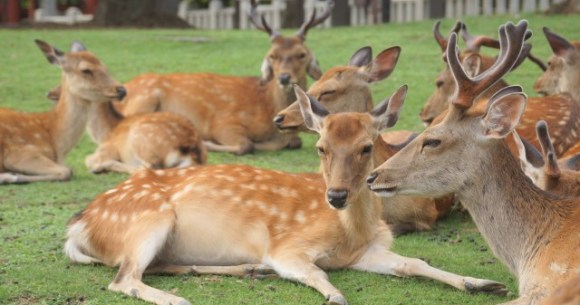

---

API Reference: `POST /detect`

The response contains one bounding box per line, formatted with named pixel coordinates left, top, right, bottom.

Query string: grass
left=0, top=13, right=577, bottom=305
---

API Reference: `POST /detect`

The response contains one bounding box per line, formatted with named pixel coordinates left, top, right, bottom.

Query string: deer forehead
left=320, top=114, right=376, bottom=143
left=315, top=66, right=366, bottom=86
left=269, top=37, right=308, bottom=55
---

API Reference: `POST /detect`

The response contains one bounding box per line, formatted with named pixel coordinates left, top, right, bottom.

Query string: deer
left=46, top=44, right=206, bottom=174
left=421, top=21, right=580, bottom=157
left=367, top=20, right=580, bottom=305
left=0, top=40, right=126, bottom=184
left=537, top=275, right=580, bottom=305
left=64, top=84, right=507, bottom=305
left=112, top=0, right=333, bottom=155
left=273, top=45, right=454, bottom=234
left=512, top=120, right=580, bottom=197
left=534, top=27, right=580, bottom=98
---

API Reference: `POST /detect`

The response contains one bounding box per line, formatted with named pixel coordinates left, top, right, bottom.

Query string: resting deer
left=421, top=21, right=580, bottom=157
left=47, top=44, right=206, bottom=174
left=113, top=0, right=333, bottom=155
left=537, top=276, right=580, bottom=305
left=0, top=40, right=126, bottom=184
left=274, top=45, right=453, bottom=234
left=512, top=121, right=580, bottom=197
left=368, top=21, right=580, bottom=305
left=64, top=84, right=506, bottom=305
left=534, top=28, right=580, bottom=98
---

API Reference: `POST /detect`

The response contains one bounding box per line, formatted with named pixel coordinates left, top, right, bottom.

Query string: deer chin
left=276, top=124, right=306, bottom=133
left=369, top=184, right=399, bottom=198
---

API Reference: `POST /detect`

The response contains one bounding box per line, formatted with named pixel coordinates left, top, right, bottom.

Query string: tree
left=93, top=0, right=189, bottom=27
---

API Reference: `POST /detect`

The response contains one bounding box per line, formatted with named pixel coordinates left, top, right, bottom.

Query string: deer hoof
left=327, top=295, right=348, bottom=305
left=465, top=279, right=508, bottom=296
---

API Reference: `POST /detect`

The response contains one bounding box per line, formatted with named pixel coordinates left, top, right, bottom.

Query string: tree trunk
left=93, top=0, right=189, bottom=27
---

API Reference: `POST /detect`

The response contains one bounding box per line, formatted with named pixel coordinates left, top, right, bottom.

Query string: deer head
left=249, top=0, right=333, bottom=90
left=294, top=84, right=406, bottom=208
left=368, top=21, right=530, bottom=198
left=274, top=45, right=401, bottom=132
left=35, top=40, right=126, bottom=103
left=534, top=28, right=580, bottom=97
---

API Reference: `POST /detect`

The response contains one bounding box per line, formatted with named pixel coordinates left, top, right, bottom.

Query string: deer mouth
left=369, top=185, right=398, bottom=197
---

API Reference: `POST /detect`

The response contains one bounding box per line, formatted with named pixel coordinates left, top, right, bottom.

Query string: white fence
left=443, top=0, right=566, bottom=19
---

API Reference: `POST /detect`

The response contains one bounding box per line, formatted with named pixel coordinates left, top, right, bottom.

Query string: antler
left=461, top=23, right=546, bottom=71
left=433, top=20, right=462, bottom=52
left=248, top=0, right=280, bottom=39
left=536, top=120, right=561, bottom=178
left=296, top=0, right=334, bottom=40
left=447, top=20, right=530, bottom=109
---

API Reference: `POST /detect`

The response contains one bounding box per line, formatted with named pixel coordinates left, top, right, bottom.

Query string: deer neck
left=456, top=142, right=569, bottom=276
left=267, top=77, right=306, bottom=112
left=373, top=136, right=399, bottom=165
left=86, top=101, right=124, bottom=143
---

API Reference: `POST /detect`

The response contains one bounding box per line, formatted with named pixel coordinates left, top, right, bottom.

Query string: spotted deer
left=64, top=84, right=506, bottom=305
left=274, top=45, right=453, bottom=234
left=368, top=21, right=580, bottom=305
left=422, top=22, right=580, bottom=157
left=534, top=28, right=580, bottom=97
left=47, top=44, right=206, bottom=174
left=113, top=1, right=333, bottom=155
left=0, top=40, right=126, bottom=184
left=512, top=121, right=580, bottom=197
left=537, top=276, right=580, bottom=305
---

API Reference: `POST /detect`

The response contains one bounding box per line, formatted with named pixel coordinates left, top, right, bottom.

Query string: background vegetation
left=0, top=13, right=577, bottom=305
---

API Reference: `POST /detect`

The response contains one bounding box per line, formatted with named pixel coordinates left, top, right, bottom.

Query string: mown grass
left=0, top=13, right=577, bottom=305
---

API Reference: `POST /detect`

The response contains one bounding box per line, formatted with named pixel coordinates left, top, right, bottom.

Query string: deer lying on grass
left=274, top=45, right=453, bottom=234
left=368, top=21, right=580, bottom=305
left=46, top=43, right=206, bottom=174
left=421, top=21, right=580, bottom=157
left=512, top=121, right=580, bottom=197
left=537, top=275, right=580, bottom=305
left=534, top=28, right=580, bottom=97
left=113, top=0, right=333, bottom=155
left=0, top=40, right=126, bottom=184
left=64, top=85, right=506, bottom=305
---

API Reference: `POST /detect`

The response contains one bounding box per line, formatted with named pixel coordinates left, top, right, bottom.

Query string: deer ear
left=543, top=27, right=574, bottom=59
left=35, top=39, right=65, bottom=66
left=348, top=46, right=372, bottom=67
left=46, top=85, right=61, bottom=102
left=260, top=57, right=274, bottom=83
left=294, top=85, right=328, bottom=133
left=371, top=85, right=407, bottom=130
left=363, top=46, right=401, bottom=83
left=307, top=53, right=323, bottom=80
left=481, top=86, right=527, bottom=139
left=462, top=53, right=481, bottom=77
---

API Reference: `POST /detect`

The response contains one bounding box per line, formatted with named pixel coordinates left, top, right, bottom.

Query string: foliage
left=0, top=13, right=577, bottom=305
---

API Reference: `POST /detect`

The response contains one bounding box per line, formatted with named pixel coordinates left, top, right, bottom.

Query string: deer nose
left=278, top=73, right=291, bottom=86
left=273, top=115, right=285, bottom=127
left=366, top=172, right=378, bottom=185
left=116, top=86, right=127, bottom=100
left=326, top=189, right=348, bottom=209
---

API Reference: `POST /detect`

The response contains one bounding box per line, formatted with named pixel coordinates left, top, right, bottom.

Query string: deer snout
left=326, top=189, right=348, bottom=209
left=278, top=73, right=292, bottom=86
left=366, top=172, right=378, bottom=185
left=273, top=114, right=285, bottom=127
left=116, top=86, right=127, bottom=100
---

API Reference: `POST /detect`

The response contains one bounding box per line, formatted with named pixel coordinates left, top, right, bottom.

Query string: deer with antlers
left=112, top=0, right=333, bottom=155
left=421, top=22, right=580, bottom=157
left=46, top=44, right=206, bottom=174
left=0, top=40, right=126, bottom=184
left=368, top=21, right=580, bottom=305
left=64, top=83, right=507, bottom=305
left=272, top=45, right=454, bottom=234
left=512, top=121, right=580, bottom=197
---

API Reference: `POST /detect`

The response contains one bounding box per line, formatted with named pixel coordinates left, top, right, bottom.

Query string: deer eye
left=422, top=139, right=441, bottom=149
left=436, top=80, right=444, bottom=88
left=319, top=90, right=336, bottom=99
left=82, top=69, right=93, bottom=76
left=362, top=144, right=373, bottom=155
left=296, top=53, right=306, bottom=59
left=269, top=54, right=279, bottom=61
left=317, top=147, right=325, bottom=155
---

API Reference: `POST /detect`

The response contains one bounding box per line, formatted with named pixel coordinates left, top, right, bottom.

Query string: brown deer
left=64, top=85, right=506, bottom=305
left=512, top=121, right=580, bottom=197
left=113, top=0, right=333, bottom=155
left=422, top=22, right=580, bottom=157
left=0, top=40, right=126, bottom=184
left=534, top=28, right=580, bottom=97
left=368, top=21, right=580, bottom=305
left=537, top=276, right=580, bottom=305
left=47, top=43, right=206, bottom=174
left=274, top=45, right=453, bottom=234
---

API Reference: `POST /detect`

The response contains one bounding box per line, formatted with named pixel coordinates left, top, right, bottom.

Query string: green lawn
left=0, top=14, right=577, bottom=305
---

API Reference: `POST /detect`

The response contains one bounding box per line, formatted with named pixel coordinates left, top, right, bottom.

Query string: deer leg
left=254, top=133, right=302, bottom=151
left=1, top=151, right=72, bottom=183
left=108, top=211, right=190, bottom=305
left=146, top=263, right=277, bottom=279
left=351, top=241, right=508, bottom=296
left=268, top=254, right=347, bottom=305
left=205, top=128, right=254, bottom=155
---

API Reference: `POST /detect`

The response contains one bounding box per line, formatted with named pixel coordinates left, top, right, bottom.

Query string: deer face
left=420, top=67, right=455, bottom=125
left=35, top=40, right=125, bottom=103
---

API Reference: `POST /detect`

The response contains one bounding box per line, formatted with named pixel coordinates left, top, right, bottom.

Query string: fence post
left=496, top=0, right=506, bottom=14
left=508, top=0, right=519, bottom=13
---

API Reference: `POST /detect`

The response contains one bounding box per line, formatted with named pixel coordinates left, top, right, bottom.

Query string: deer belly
left=160, top=203, right=270, bottom=266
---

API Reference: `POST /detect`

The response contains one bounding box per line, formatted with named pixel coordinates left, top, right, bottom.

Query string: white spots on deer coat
left=101, top=209, right=109, bottom=221
left=105, top=188, right=118, bottom=195
left=110, top=213, right=119, bottom=223
left=550, top=262, right=569, bottom=275
left=134, top=190, right=150, bottom=199
left=89, top=207, right=100, bottom=216
left=159, top=203, right=172, bottom=212
left=294, top=210, right=306, bottom=224
left=309, top=200, right=319, bottom=210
